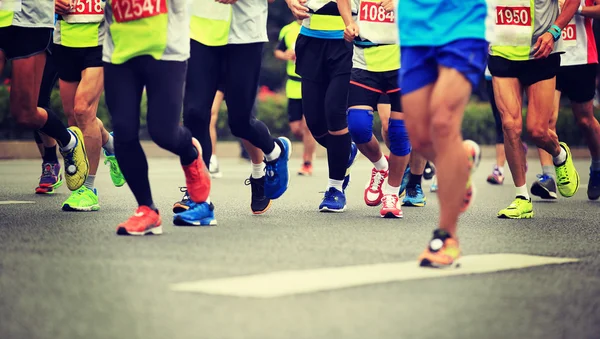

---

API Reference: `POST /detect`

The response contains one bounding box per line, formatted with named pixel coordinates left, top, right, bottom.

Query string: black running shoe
left=245, top=176, right=272, bottom=214
left=530, top=174, right=558, bottom=200
left=423, top=161, right=435, bottom=180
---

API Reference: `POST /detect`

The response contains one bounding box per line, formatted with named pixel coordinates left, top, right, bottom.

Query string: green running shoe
left=104, top=151, right=125, bottom=187
left=554, top=142, right=579, bottom=198
left=497, top=197, right=533, bottom=219
left=62, top=186, right=100, bottom=212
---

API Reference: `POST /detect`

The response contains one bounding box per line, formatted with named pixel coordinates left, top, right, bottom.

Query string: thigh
left=526, top=76, right=557, bottom=129
left=558, top=64, right=596, bottom=103
left=325, top=72, right=351, bottom=132
left=224, top=43, right=263, bottom=120
left=348, top=69, right=382, bottom=110
left=2, top=27, right=51, bottom=61
left=295, top=35, right=326, bottom=82
left=287, top=99, right=303, bottom=123
left=384, top=70, right=402, bottom=113
left=325, top=39, right=352, bottom=79
left=400, top=46, right=438, bottom=95
left=492, top=76, right=524, bottom=124
left=53, top=45, right=84, bottom=82
left=185, top=41, right=222, bottom=119
left=437, top=38, right=488, bottom=91
left=75, top=66, right=104, bottom=117
left=11, top=52, right=47, bottom=115
left=521, top=54, right=560, bottom=88
left=37, top=48, right=59, bottom=108
left=301, top=78, right=328, bottom=136
left=142, top=58, right=187, bottom=128
left=103, top=61, right=144, bottom=140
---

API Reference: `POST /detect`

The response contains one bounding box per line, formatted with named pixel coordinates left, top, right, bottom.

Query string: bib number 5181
left=112, top=0, right=167, bottom=23
left=71, top=0, right=103, bottom=14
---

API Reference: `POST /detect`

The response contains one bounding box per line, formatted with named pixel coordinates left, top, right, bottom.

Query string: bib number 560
left=112, top=0, right=167, bottom=23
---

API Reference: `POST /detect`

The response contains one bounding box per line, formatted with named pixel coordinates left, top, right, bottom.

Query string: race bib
left=357, top=0, right=397, bottom=45
left=561, top=18, right=577, bottom=47
left=0, top=0, right=22, bottom=12
left=494, top=0, right=532, bottom=46
left=64, top=0, right=104, bottom=23
left=112, top=0, right=167, bottom=23
left=191, top=0, right=230, bottom=21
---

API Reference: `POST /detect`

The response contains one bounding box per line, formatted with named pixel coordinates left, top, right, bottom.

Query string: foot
left=319, top=187, right=346, bottom=212
left=460, top=140, right=481, bottom=213
left=61, top=186, right=100, bottom=212
left=497, top=197, right=534, bottom=219
left=588, top=168, right=600, bottom=200
left=418, top=229, right=461, bottom=268
left=172, top=187, right=192, bottom=213
left=554, top=142, right=580, bottom=198
left=380, top=194, right=403, bottom=218
left=103, top=151, right=126, bottom=187
left=116, top=206, right=162, bottom=236
left=403, top=184, right=426, bottom=207
left=423, top=161, right=435, bottom=180
left=35, top=162, right=63, bottom=194
left=430, top=175, right=438, bottom=192
left=264, top=137, right=292, bottom=199
left=530, top=174, right=558, bottom=200
left=364, top=167, right=388, bottom=206
left=398, top=166, right=410, bottom=197
left=486, top=166, right=504, bottom=185
left=209, top=156, right=223, bottom=178
left=342, top=142, right=359, bottom=191
left=60, top=127, right=89, bottom=191
left=173, top=202, right=217, bottom=226
left=297, top=162, right=313, bottom=176
left=182, top=138, right=211, bottom=203
left=245, top=176, right=272, bottom=214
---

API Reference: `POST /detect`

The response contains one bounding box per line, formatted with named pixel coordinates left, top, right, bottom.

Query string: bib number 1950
left=112, top=0, right=167, bottom=23
left=496, top=6, right=531, bottom=26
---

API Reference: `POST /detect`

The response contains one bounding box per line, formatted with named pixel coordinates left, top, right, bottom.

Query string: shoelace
left=245, top=178, right=264, bottom=196
left=41, top=163, right=55, bottom=178
left=382, top=195, right=397, bottom=208
left=178, top=186, right=189, bottom=201
left=369, top=171, right=385, bottom=191
left=554, top=165, right=570, bottom=184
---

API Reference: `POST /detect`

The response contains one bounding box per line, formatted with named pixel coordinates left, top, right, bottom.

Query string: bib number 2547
left=112, top=0, right=167, bottom=23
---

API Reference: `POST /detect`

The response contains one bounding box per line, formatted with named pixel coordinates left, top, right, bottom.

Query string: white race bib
left=0, top=0, right=22, bottom=12
left=494, top=0, right=532, bottom=46
left=191, top=0, right=230, bottom=21
left=357, top=0, right=398, bottom=45
left=559, top=2, right=577, bottom=48
left=63, top=0, right=104, bottom=23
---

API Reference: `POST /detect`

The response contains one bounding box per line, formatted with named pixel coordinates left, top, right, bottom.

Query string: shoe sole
left=420, top=258, right=461, bottom=269
left=36, top=177, right=64, bottom=194
left=116, top=225, right=163, bottom=236
left=497, top=211, right=534, bottom=219
left=62, top=204, right=100, bottom=212
left=172, top=205, right=189, bottom=214
left=297, top=172, right=312, bottom=176
left=380, top=212, right=403, bottom=218
left=402, top=200, right=426, bottom=207
left=252, top=200, right=273, bottom=215
left=486, top=178, right=503, bottom=185
left=173, top=217, right=217, bottom=226
left=531, top=184, right=558, bottom=200
left=210, top=171, right=223, bottom=179
left=319, top=205, right=346, bottom=213
left=64, top=127, right=90, bottom=191
left=588, top=189, right=600, bottom=201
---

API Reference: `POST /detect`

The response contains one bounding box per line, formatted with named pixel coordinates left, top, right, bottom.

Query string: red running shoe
left=116, top=206, right=162, bottom=236
left=182, top=138, right=211, bottom=203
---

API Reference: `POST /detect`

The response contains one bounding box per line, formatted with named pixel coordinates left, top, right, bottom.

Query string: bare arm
left=337, top=0, right=353, bottom=27
left=555, top=0, right=580, bottom=29
left=580, top=5, right=600, bottom=18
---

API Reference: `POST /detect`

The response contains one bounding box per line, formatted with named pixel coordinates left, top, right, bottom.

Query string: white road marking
left=0, top=200, right=35, bottom=205
left=171, top=254, right=578, bottom=298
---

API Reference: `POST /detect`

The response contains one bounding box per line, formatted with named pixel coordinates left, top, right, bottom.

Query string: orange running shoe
left=298, top=162, right=313, bottom=176
left=418, top=229, right=461, bottom=268
left=182, top=138, right=211, bottom=203
left=460, top=140, right=481, bottom=213
left=116, top=206, right=162, bottom=236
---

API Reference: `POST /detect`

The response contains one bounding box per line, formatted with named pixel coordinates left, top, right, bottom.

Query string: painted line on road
left=0, top=200, right=35, bottom=205
left=170, top=254, right=578, bottom=298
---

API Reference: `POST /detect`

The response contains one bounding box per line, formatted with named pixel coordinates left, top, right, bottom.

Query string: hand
left=533, top=32, right=555, bottom=59
left=379, top=0, right=395, bottom=12
left=286, top=0, right=310, bottom=20
left=216, top=0, right=238, bottom=4
left=55, top=0, right=71, bottom=15
left=344, top=22, right=359, bottom=43
left=284, top=49, right=296, bottom=61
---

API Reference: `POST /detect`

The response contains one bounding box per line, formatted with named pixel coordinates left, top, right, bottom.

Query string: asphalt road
left=0, top=156, right=599, bottom=339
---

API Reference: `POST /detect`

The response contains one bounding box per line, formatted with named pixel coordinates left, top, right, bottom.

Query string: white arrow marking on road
left=0, top=200, right=35, bottom=205
left=171, top=254, right=578, bottom=298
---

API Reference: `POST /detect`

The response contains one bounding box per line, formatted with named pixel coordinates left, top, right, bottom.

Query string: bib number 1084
left=359, top=2, right=394, bottom=23
left=112, top=0, right=167, bottom=23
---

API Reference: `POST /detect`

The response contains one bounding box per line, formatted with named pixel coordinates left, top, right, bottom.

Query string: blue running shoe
left=402, top=184, right=427, bottom=207
left=530, top=173, right=558, bottom=200
left=319, top=187, right=346, bottom=212
left=264, top=137, right=292, bottom=199
left=399, top=166, right=411, bottom=197
left=588, top=168, right=600, bottom=200
left=173, top=201, right=217, bottom=226
left=342, top=142, right=358, bottom=191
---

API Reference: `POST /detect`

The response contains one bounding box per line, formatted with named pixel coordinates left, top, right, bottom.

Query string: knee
left=526, top=125, right=548, bottom=144
left=389, top=119, right=411, bottom=156
left=347, top=108, right=374, bottom=144
left=228, top=118, right=250, bottom=138
left=147, top=123, right=175, bottom=149
left=289, top=123, right=303, bottom=139
left=73, top=101, right=97, bottom=126
left=574, top=111, right=597, bottom=131
left=11, top=102, right=39, bottom=128
left=184, top=106, right=211, bottom=126
left=501, top=118, right=522, bottom=137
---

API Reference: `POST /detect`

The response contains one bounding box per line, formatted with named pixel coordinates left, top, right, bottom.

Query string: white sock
left=264, top=142, right=282, bottom=162
left=373, top=155, right=389, bottom=171
left=516, top=184, right=529, bottom=200
left=591, top=159, right=600, bottom=171
left=327, top=178, right=344, bottom=192
left=553, top=146, right=567, bottom=166
left=60, top=130, right=77, bottom=152
left=84, top=175, right=96, bottom=191
left=383, top=182, right=399, bottom=195
left=251, top=162, right=265, bottom=179
left=206, top=196, right=211, bottom=204
left=496, top=165, right=504, bottom=174
left=103, top=133, right=115, bottom=155
left=210, top=154, right=217, bottom=162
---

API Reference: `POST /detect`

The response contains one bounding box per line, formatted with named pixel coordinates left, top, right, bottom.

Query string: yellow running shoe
left=497, top=197, right=534, bottom=219
left=62, top=186, right=100, bottom=212
left=554, top=142, right=580, bottom=198
left=60, top=127, right=89, bottom=191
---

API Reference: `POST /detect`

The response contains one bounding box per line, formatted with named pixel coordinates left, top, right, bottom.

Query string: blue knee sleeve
left=389, top=118, right=411, bottom=156
left=347, top=108, right=374, bottom=144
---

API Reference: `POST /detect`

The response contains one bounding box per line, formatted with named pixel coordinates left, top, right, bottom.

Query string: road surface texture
left=0, top=156, right=599, bottom=339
